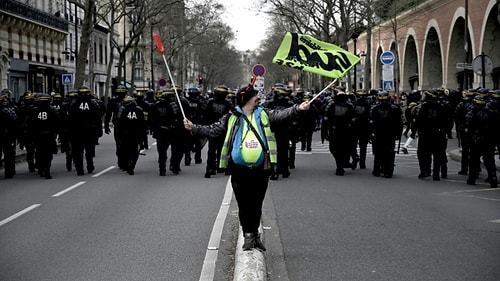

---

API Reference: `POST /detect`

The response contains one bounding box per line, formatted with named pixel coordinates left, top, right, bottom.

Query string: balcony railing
left=0, top=0, right=68, bottom=31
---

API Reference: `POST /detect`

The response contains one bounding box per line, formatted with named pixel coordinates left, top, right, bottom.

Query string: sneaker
left=401, top=147, right=408, bottom=154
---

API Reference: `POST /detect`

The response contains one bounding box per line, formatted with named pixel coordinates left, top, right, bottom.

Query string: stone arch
left=447, top=7, right=473, bottom=90
left=402, top=30, right=419, bottom=91
left=481, top=1, right=500, bottom=89
left=422, top=20, right=444, bottom=89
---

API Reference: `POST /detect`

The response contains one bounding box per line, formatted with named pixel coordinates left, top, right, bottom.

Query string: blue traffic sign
left=383, top=80, right=394, bottom=91
left=62, top=73, right=73, bottom=85
left=380, top=51, right=395, bottom=65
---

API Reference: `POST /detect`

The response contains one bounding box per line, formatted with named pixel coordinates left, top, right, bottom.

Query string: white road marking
left=0, top=204, right=42, bottom=227
left=199, top=178, right=233, bottom=281
left=52, top=181, right=86, bottom=197
left=489, top=219, right=500, bottom=223
left=92, top=166, right=116, bottom=178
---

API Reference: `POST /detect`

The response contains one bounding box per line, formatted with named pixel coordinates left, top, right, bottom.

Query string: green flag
left=273, top=32, right=360, bottom=79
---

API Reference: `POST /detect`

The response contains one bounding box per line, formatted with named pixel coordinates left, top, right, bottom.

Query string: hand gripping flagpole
left=153, top=32, right=186, bottom=120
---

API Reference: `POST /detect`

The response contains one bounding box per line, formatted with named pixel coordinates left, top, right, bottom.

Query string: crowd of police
left=1, top=84, right=499, bottom=187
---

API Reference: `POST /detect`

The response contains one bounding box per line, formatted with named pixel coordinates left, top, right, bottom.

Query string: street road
left=1, top=132, right=499, bottom=281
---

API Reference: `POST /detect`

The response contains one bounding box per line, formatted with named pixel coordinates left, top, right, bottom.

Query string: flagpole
left=153, top=33, right=186, bottom=120
left=307, top=79, right=337, bottom=104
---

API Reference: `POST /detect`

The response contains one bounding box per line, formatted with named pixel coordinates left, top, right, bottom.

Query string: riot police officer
left=149, top=87, right=189, bottom=175
left=0, top=91, right=17, bottom=178
left=454, top=88, right=476, bottom=175
left=17, top=92, right=36, bottom=172
left=322, top=90, right=356, bottom=176
left=104, top=85, right=128, bottom=169
left=115, top=95, right=146, bottom=175
left=264, top=85, right=295, bottom=180
left=465, top=95, right=498, bottom=188
left=60, top=90, right=78, bottom=171
left=370, top=91, right=403, bottom=178
left=203, top=85, right=232, bottom=178
left=68, top=86, right=103, bottom=175
left=26, top=93, right=60, bottom=179
left=351, top=89, right=374, bottom=169
left=184, top=87, right=206, bottom=165
left=415, top=89, right=448, bottom=180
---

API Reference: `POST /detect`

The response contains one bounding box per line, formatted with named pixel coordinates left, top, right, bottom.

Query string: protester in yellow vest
left=184, top=84, right=310, bottom=251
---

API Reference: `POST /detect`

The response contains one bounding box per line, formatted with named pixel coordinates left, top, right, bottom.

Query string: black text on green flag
left=272, top=32, right=360, bottom=79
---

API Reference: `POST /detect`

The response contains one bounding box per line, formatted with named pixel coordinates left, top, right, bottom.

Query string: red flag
left=153, top=33, right=164, bottom=55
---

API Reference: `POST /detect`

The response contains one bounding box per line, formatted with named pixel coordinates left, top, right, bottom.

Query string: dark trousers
left=156, top=134, right=171, bottom=172
left=34, top=133, right=55, bottom=174
left=0, top=137, right=16, bottom=177
left=328, top=130, right=352, bottom=171
left=417, top=132, right=446, bottom=176
left=71, top=134, right=96, bottom=173
left=469, top=140, right=497, bottom=182
left=230, top=164, right=270, bottom=233
left=372, top=136, right=396, bottom=175
left=206, top=136, right=224, bottom=170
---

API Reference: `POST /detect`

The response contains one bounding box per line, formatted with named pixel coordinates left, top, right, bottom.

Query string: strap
left=240, top=113, right=269, bottom=154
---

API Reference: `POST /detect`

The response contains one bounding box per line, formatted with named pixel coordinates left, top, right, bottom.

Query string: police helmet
left=0, top=94, right=10, bottom=107
left=34, top=93, right=52, bottom=103
left=78, top=86, right=91, bottom=97
left=213, top=85, right=229, bottom=99
left=377, top=90, right=390, bottom=100
left=473, top=94, right=486, bottom=105
left=490, top=90, right=500, bottom=100
left=274, top=85, right=289, bottom=95
left=187, top=87, right=201, bottom=98
left=122, top=95, right=136, bottom=105
left=115, top=85, right=128, bottom=96
left=356, top=89, right=368, bottom=96
left=464, top=88, right=477, bottom=97
left=477, top=88, right=490, bottom=98
left=423, top=89, right=438, bottom=100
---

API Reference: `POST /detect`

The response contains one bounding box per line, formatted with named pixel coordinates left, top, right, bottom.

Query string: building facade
left=349, top=0, right=500, bottom=93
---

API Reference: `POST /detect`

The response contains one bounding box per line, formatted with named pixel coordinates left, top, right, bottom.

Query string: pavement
left=232, top=147, right=500, bottom=281
left=9, top=147, right=499, bottom=281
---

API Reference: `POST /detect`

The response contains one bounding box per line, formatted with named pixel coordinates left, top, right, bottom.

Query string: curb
left=233, top=226, right=266, bottom=281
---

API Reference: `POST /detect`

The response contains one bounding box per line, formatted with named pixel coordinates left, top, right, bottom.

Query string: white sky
left=221, top=0, right=270, bottom=51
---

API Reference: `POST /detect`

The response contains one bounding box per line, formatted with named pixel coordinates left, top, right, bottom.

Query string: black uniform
left=370, top=92, right=403, bottom=178
left=351, top=91, right=374, bottom=169
left=0, top=94, right=17, bottom=178
left=149, top=89, right=189, bottom=175
left=104, top=86, right=128, bottom=169
left=115, top=96, right=146, bottom=175
left=26, top=94, right=60, bottom=179
left=17, top=93, right=36, bottom=172
left=323, top=93, right=356, bottom=176
left=453, top=91, right=475, bottom=175
left=465, top=95, right=498, bottom=188
left=184, top=88, right=207, bottom=165
left=415, top=89, right=448, bottom=180
left=264, top=88, right=295, bottom=179
left=203, top=86, right=232, bottom=178
left=68, top=88, right=103, bottom=175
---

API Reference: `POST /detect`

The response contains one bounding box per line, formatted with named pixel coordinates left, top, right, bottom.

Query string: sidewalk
left=447, top=148, right=500, bottom=171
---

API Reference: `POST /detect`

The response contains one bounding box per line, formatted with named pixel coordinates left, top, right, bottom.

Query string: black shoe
left=360, top=163, right=366, bottom=169
left=204, top=172, right=211, bottom=178
left=127, top=169, right=134, bottom=175
left=372, top=170, right=380, bottom=177
left=185, top=157, right=191, bottom=166
left=289, top=163, right=295, bottom=169
left=87, top=166, right=94, bottom=174
left=253, top=233, right=266, bottom=251
left=45, top=173, right=52, bottom=179
left=336, top=169, right=345, bottom=176
left=242, top=233, right=255, bottom=251
left=159, top=170, right=166, bottom=176
left=66, top=162, right=72, bottom=171
left=195, top=158, right=202, bottom=164
left=170, top=165, right=180, bottom=175
left=401, top=147, right=408, bottom=154
left=282, top=171, right=290, bottom=178
left=351, top=157, right=359, bottom=170
left=77, top=170, right=84, bottom=176
left=458, top=170, right=468, bottom=175
left=384, top=173, right=393, bottom=178
left=466, top=179, right=476, bottom=185
left=270, top=171, right=278, bottom=180
left=432, top=175, right=440, bottom=181
left=418, top=172, right=431, bottom=179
